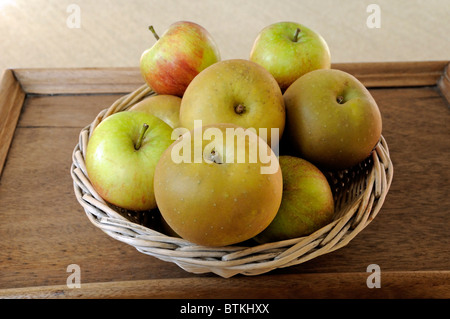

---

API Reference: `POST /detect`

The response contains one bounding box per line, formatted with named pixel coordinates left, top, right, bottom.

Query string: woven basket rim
left=70, top=84, right=394, bottom=278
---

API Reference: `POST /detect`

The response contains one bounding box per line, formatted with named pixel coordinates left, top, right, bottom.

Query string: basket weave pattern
left=70, top=84, right=394, bottom=278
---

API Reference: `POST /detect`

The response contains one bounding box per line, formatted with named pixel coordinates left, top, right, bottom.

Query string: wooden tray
left=0, top=61, right=449, bottom=299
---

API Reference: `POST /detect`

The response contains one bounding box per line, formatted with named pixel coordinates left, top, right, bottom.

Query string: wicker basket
left=70, top=84, right=394, bottom=278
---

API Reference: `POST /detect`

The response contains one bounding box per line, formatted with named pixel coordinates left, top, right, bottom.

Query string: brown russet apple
left=179, top=59, right=285, bottom=147
left=283, top=68, right=382, bottom=170
left=153, top=123, right=283, bottom=247
left=254, top=155, right=334, bottom=243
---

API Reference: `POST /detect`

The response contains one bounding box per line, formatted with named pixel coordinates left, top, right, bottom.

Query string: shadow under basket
left=70, top=84, right=394, bottom=278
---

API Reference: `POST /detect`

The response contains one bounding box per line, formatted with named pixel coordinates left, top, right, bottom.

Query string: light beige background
left=0, top=0, right=449, bottom=74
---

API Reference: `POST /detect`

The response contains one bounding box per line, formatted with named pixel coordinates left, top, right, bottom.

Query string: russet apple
left=255, top=155, right=334, bottom=243
left=284, top=68, right=382, bottom=170
left=129, top=94, right=181, bottom=129
left=85, top=111, right=173, bottom=211
left=179, top=59, right=285, bottom=147
left=250, top=21, right=331, bottom=91
left=140, top=21, right=221, bottom=97
left=154, top=123, right=283, bottom=247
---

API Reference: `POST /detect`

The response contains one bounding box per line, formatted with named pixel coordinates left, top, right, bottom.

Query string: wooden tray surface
left=0, top=61, right=449, bottom=298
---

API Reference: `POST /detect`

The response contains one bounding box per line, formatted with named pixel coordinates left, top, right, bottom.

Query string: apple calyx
left=234, top=104, right=246, bottom=115
left=148, top=25, right=160, bottom=41
left=135, top=123, right=150, bottom=150
left=293, top=28, right=301, bottom=42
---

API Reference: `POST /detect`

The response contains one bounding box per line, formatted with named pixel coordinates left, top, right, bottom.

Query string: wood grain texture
left=0, top=62, right=448, bottom=298
left=0, top=70, right=26, bottom=177
left=336, top=61, right=449, bottom=88
left=13, top=68, right=144, bottom=95
left=1, top=271, right=448, bottom=299
left=11, top=61, right=450, bottom=95
left=438, top=62, right=450, bottom=104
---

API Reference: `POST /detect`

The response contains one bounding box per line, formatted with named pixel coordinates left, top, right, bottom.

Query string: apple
left=254, top=155, right=334, bottom=244
left=154, top=123, right=283, bottom=247
left=250, top=21, right=331, bottom=91
left=160, top=215, right=180, bottom=238
left=85, top=111, right=173, bottom=211
left=283, top=68, right=382, bottom=170
left=140, top=21, right=221, bottom=97
left=179, top=59, right=285, bottom=147
left=129, top=94, right=181, bottom=129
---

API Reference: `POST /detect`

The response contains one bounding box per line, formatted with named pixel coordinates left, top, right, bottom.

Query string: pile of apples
left=85, top=21, right=382, bottom=247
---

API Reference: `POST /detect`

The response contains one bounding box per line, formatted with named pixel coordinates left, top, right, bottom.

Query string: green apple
left=129, top=94, right=181, bottom=129
left=154, top=123, right=283, bottom=247
left=250, top=21, right=331, bottom=91
left=140, top=21, right=221, bottom=97
left=179, top=59, right=285, bottom=146
left=255, top=155, right=334, bottom=244
left=85, top=111, right=173, bottom=211
left=283, top=68, right=382, bottom=170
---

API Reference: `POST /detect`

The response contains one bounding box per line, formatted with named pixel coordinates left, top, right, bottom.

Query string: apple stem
left=210, top=149, right=222, bottom=164
left=293, top=28, right=301, bottom=42
left=336, top=96, right=345, bottom=104
left=135, top=123, right=149, bottom=150
left=149, top=25, right=160, bottom=41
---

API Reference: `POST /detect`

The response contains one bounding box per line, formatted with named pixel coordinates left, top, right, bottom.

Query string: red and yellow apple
left=140, top=21, right=221, bottom=97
